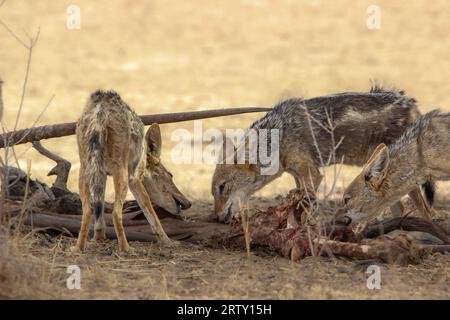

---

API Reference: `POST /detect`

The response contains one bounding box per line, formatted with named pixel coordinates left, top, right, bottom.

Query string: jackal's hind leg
left=112, top=167, right=130, bottom=253
left=72, top=167, right=91, bottom=253
left=128, top=176, right=176, bottom=246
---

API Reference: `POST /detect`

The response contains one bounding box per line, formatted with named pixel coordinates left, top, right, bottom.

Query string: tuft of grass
left=0, top=226, right=63, bottom=298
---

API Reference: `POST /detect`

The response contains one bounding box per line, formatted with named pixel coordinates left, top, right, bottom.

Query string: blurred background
left=1, top=0, right=450, bottom=202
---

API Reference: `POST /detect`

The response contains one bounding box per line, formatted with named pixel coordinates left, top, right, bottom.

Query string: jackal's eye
left=219, top=182, right=226, bottom=193
left=343, top=195, right=351, bottom=206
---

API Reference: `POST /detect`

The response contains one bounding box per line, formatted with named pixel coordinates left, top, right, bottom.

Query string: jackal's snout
left=174, top=195, right=191, bottom=211
left=143, top=124, right=191, bottom=216
left=334, top=211, right=352, bottom=226
left=217, top=203, right=234, bottom=223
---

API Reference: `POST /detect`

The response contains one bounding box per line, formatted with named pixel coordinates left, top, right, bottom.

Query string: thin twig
left=14, top=160, right=31, bottom=235
left=0, top=19, right=28, bottom=48
left=0, top=21, right=42, bottom=222
left=10, top=94, right=55, bottom=147
left=12, top=30, right=40, bottom=133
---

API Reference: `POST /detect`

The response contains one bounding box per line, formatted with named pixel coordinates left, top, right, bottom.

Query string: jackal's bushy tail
left=84, top=91, right=111, bottom=219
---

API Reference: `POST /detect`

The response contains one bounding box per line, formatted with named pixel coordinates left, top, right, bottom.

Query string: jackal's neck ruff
left=381, top=110, right=444, bottom=202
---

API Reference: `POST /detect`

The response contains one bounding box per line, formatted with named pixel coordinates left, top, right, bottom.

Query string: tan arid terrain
left=1, top=0, right=450, bottom=299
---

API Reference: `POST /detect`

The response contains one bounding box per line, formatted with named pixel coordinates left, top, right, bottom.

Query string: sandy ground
left=5, top=226, right=450, bottom=300
left=2, top=0, right=450, bottom=299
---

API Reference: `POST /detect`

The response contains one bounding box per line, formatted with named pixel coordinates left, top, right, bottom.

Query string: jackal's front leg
left=289, top=165, right=323, bottom=202
left=129, top=176, right=177, bottom=247
left=112, top=167, right=131, bottom=253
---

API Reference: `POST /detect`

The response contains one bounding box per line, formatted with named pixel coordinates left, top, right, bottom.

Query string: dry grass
left=2, top=0, right=450, bottom=299
left=0, top=227, right=64, bottom=298
left=2, top=219, right=450, bottom=299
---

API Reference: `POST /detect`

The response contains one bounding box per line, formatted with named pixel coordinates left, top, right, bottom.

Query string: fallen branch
left=13, top=206, right=229, bottom=243
left=24, top=213, right=160, bottom=242
left=32, top=141, right=71, bottom=190
left=0, top=107, right=271, bottom=148
left=363, top=216, right=450, bottom=244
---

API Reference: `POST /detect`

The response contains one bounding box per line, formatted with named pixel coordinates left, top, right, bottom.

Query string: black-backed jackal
left=72, top=90, right=191, bottom=253
left=339, top=110, right=448, bottom=231
left=212, top=86, right=433, bottom=223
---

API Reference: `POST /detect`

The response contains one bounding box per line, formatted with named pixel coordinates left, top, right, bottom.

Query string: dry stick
left=10, top=95, right=55, bottom=151
left=302, top=105, right=345, bottom=258
left=32, top=141, right=71, bottom=189
left=243, top=209, right=253, bottom=277
left=0, top=94, right=55, bottom=162
left=12, top=29, right=40, bottom=134
left=0, top=22, right=41, bottom=221
left=0, top=107, right=271, bottom=148
left=0, top=78, right=3, bottom=121
left=6, top=143, right=24, bottom=189
left=13, top=160, right=31, bottom=236
left=317, top=111, right=345, bottom=258
left=0, top=19, right=28, bottom=48
left=0, top=79, right=4, bottom=219
left=238, top=199, right=253, bottom=278
left=1, top=95, right=54, bottom=203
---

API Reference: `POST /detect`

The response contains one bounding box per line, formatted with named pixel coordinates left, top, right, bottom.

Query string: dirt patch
left=2, top=197, right=450, bottom=299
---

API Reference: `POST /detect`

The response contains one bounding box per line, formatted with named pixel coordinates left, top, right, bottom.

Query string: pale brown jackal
left=338, top=110, right=447, bottom=230
left=72, top=90, right=191, bottom=253
left=212, top=86, right=430, bottom=223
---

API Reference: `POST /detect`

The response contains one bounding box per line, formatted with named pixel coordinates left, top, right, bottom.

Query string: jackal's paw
left=160, top=238, right=180, bottom=248
left=118, top=243, right=137, bottom=256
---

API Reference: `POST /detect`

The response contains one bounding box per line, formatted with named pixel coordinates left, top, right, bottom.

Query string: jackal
left=212, top=86, right=429, bottom=223
left=338, top=110, right=448, bottom=229
left=72, top=90, right=191, bottom=253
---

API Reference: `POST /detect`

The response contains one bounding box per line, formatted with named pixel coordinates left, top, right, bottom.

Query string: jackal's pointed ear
left=218, top=136, right=236, bottom=164
left=363, top=144, right=389, bottom=189
left=145, top=123, right=162, bottom=158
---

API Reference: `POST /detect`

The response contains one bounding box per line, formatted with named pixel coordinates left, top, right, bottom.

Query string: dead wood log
left=22, top=212, right=229, bottom=243
left=363, top=216, right=450, bottom=244
left=0, top=107, right=271, bottom=148
left=420, top=244, right=450, bottom=253
left=24, top=213, right=160, bottom=242
left=32, top=141, right=71, bottom=190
